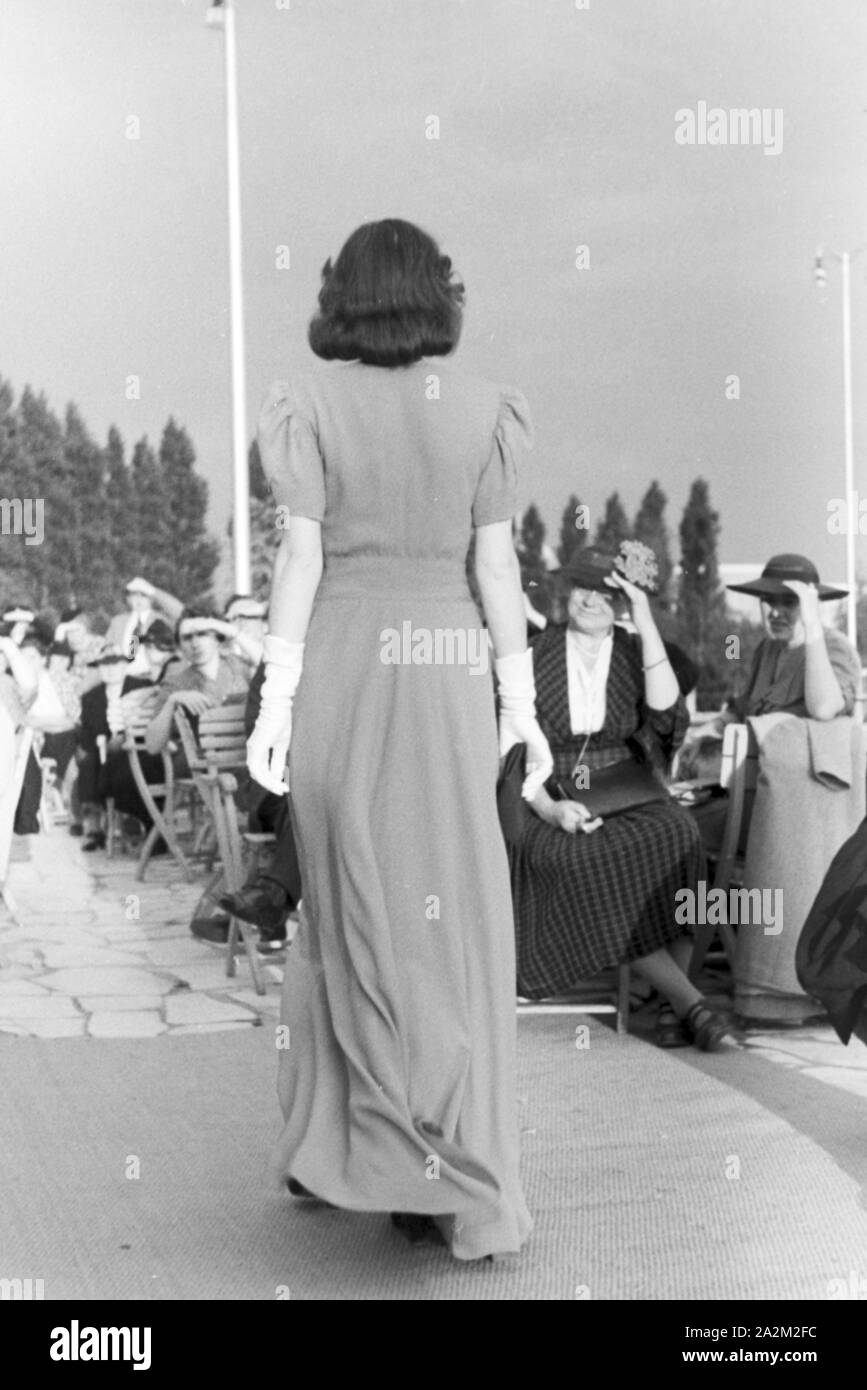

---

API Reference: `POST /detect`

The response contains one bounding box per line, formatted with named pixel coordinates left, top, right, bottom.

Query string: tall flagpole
left=207, top=0, right=250, bottom=594
left=815, top=244, right=864, bottom=647
left=840, top=252, right=857, bottom=648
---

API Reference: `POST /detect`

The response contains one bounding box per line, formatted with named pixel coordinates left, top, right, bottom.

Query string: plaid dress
left=510, top=624, right=704, bottom=997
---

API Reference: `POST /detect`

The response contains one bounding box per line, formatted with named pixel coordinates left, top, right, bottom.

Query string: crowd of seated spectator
left=3, top=546, right=862, bottom=1012
left=0, top=584, right=299, bottom=957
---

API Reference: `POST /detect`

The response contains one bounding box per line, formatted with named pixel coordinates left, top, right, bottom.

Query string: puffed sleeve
left=471, top=386, right=533, bottom=527
left=257, top=379, right=326, bottom=522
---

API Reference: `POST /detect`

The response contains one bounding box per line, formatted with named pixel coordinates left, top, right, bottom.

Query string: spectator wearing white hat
left=104, top=578, right=183, bottom=677
left=1, top=605, right=36, bottom=646
left=218, top=594, right=268, bottom=668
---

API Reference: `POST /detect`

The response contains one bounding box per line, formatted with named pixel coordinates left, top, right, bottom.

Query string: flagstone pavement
left=0, top=831, right=285, bottom=1040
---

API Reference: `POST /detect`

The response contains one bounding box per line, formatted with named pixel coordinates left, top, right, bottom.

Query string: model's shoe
left=82, top=832, right=106, bottom=852
left=190, top=914, right=231, bottom=945
left=682, top=999, right=734, bottom=1052
left=219, top=877, right=289, bottom=933
left=287, top=1178, right=335, bottom=1207
left=390, top=1213, right=447, bottom=1248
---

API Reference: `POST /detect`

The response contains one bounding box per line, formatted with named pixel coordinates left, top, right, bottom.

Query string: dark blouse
left=729, top=629, right=862, bottom=719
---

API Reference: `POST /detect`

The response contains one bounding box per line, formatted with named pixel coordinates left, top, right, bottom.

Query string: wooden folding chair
left=122, top=706, right=195, bottom=881
left=0, top=723, right=35, bottom=923
left=689, top=722, right=756, bottom=981
left=173, top=705, right=273, bottom=994
left=518, top=965, right=632, bottom=1033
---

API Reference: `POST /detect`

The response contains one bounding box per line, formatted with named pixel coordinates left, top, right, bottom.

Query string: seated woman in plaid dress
left=508, top=546, right=733, bottom=1051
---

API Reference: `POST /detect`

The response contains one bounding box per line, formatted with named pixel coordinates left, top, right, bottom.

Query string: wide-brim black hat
left=557, top=544, right=660, bottom=596
left=726, top=553, right=847, bottom=602
left=556, top=547, right=620, bottom=593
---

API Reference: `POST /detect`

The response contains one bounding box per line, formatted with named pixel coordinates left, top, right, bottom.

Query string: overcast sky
left=1, top=0, right=866, bottom=589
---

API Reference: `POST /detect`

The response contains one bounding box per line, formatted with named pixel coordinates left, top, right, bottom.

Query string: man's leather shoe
left=191, top=914, right=231, bottom=945
left=219, top=878, right=289, bottom=934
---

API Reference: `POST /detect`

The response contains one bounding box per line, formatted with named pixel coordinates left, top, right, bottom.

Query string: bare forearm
left=634, top=615, right=679, bottom=710
left=268, top=537, right=323, bottom=645
left=474, top=549, right=527, bottom=660
left=803, top=633, right=845, bottom=719
left=151, top=587, right=184, bottom=624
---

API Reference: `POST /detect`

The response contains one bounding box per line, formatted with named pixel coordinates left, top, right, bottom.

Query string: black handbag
left=554, top=758, right=667, bottom=819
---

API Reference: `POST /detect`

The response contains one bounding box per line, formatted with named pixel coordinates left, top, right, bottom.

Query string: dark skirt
left=510, top=795, right=705, bottom=997
left=41, top=729, right=78, bottom=782
left=796, top=815, right=867, bottom=1045
left=14, top=750, right=42, bottom=836
left=96, top=751, right=165, bottom=827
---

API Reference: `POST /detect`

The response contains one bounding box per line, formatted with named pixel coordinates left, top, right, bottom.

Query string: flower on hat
left=613, top=540, right=659, bottom=593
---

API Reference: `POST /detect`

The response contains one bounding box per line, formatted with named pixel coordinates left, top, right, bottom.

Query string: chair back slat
left=199, top=707, right=247, bottom=769
left=200, top=709, right=247, bottom=729
left=200, top=732, right=247, bottom=749
left=173, top=705, right=248, bottom=775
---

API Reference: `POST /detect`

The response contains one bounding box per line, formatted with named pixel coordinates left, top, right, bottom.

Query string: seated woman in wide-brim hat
left=684, top=552, right=861, bottom=833
left=504, top=542, right=734, bottom=1051
left=703, top=554, right=862, bottom=1030
left=722, top=553, right=860, bottom=724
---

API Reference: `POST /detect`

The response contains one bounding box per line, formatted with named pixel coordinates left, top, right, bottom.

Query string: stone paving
left=0, top=830, right=285, bottom=1039
left=2, top=826, right=867, bottom=1107
left=739, top=1027, right=867, bottom=1102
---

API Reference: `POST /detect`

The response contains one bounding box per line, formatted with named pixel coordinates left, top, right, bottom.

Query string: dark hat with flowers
left=558, top=541, right=660, bottom=594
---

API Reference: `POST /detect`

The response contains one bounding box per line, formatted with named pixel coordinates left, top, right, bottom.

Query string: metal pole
left=841, top=252, right=857, bottom=646
left=222, top=0, right=251, bottom=593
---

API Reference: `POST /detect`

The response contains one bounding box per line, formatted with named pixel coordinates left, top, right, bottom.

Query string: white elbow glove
left=246, top=635, right=305, bottom=795
left=495, top=649, right=554, bottom=799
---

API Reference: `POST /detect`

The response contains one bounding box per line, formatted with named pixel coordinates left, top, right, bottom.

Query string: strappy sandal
left=682, top=999, right=732, bottom=1052
left=654, top=1002, right=690, bottom=1049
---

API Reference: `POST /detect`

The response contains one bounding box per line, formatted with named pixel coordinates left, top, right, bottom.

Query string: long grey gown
left=257, top=358, right=533, bottom=1260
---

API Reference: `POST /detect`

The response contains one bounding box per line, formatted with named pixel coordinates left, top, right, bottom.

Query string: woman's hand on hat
left=782, top=578, right=822, bottom=632
left=604, top=572, right=651, bottom=625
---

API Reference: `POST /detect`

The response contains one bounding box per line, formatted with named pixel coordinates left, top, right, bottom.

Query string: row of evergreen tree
left=494, top=479, right=752, bottom=705
left=516, top=479, right=722, bottom=621
left=0, top=377, right=762, bottom=703
left=0, top=378, right=219, bottom=624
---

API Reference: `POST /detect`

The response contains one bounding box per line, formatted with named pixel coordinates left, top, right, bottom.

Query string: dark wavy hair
left=308, top=219, right=465, bottom=367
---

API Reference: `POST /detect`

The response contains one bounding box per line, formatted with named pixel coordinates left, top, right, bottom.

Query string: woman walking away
left=248, top=218, right=552, bottom=1261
